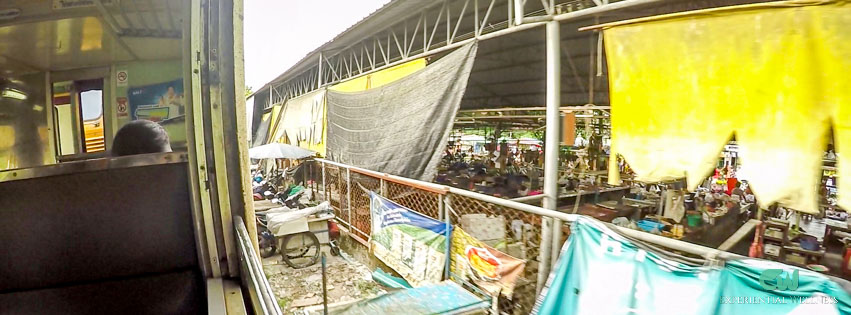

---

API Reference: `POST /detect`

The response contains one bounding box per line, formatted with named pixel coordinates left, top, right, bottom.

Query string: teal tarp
left=533, top=217, right=851, bottom=315
left=372, top=268, right=412, bottom=289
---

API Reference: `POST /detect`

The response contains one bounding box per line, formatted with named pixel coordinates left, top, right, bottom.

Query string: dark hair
left=112, top=120, right=172, bottom=156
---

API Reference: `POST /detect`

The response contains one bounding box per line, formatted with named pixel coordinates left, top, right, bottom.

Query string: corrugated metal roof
left=253, top=0, right=771, bottom=100
left=256, top=0, right=438, bottom=94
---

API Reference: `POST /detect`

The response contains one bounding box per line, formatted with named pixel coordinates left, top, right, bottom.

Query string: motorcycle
left=255, top=212, right=277, bottom=258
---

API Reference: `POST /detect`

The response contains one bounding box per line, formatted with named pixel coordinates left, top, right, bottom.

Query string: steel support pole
left=513, top=0, right=525, bottom=25
left=347, top=168, right=353, bottom=227
left=538, top=20, right=561, bottom=294
left=317, top=52, right=323, bottom=88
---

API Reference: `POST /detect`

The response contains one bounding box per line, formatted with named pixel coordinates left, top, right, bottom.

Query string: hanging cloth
left=604, top=1, right=851, bottom=214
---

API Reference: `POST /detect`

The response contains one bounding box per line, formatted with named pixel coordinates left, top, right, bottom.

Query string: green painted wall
left=109, top=59, right=186, bottom=148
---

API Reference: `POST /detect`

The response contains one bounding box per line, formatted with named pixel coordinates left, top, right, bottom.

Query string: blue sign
left=128, top=79, right=184, bottom=121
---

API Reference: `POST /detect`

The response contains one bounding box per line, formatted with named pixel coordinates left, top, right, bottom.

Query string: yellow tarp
left=265, top=103, right=284, bottom=145
left=604, top=0, right=851, bottom=213
left=267, top=57, right=426, bottom=156
left=329, top=58, right=427, bottom=92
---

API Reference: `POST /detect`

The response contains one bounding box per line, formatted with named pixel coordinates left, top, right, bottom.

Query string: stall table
left=682, top=208, right=742, bottom=248
left=558, top=186, right=630, bottom=206
left=824, top=219, right=851, bottom=247
left=783, top=244, right=826, bottom=267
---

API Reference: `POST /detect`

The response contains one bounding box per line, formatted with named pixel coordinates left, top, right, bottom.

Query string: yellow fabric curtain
left=817, top=4, right=851, bottom=210
left=265, top=103, right=284, bottom=145
left=329, top=58, right=426, bottom=92
left=604, top=1, right=850, bottom=213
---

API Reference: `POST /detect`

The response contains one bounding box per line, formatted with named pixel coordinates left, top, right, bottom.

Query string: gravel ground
left=263, top=248, right=385, bottom=313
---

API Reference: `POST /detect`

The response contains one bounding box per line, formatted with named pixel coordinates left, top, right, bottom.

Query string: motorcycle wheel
left=277, top=237, right=309, bottom=259
left=260, top=245, right=278, bottom=258
left=329, top=240, right=341, bottom=256
left=280, top=232, right=320, bottom=269
left=257, top=230, right=278, bottom=258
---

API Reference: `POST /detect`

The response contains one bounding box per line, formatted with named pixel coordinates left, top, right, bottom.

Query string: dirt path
left=263, top=248, right=385, bottom=313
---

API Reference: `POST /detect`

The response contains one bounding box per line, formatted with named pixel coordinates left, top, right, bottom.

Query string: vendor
left=731, top=181, right=745, bottom=198
left=726, top=195, right=741, bottom=213
left=744, top=187, right=756, bottom=204
left=725, top=166, right=738, bottom=195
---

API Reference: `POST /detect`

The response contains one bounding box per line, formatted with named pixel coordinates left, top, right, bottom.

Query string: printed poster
left=450, top=227, right=526, bottom=298
left=369, top=192, right=450, bottom=287
left=128, top=79, right=184, bottom=122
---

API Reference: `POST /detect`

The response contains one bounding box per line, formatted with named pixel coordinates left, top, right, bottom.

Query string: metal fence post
left=438, top=193, right=444, bottom=221
left=321, top=162, right=326, bottom=202
left=380, top=178, right=387, bottom=196
left=442, top=194, right=451, bottom=280
left=347, top=168, right=353, bottom=228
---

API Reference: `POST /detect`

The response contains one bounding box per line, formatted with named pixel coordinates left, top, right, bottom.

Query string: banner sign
left=450, top=227, right=525, bottom=298
left=128, top=79, right=184, bottom=122
left=369, top=192, right=450, bottom=287
left=533, top=217, right=851, bottom=315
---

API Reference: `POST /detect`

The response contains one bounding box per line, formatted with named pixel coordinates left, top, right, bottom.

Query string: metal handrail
left=316, top=158, right=743, bottom=261
left=235, top=216, right=283, bottom=315
left=318, top=158, right=448, bottom=194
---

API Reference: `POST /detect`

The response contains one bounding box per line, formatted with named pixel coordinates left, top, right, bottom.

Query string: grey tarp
left=326, top=43, right=478, bottom=181
left=251, top=111, right=271, bottom=147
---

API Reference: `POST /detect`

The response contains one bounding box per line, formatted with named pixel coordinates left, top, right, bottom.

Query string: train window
left=0, top=1, right=186, bottom=170
left=78, top=81, right=105, bottom=153
left=53, top=81, right=76, bottom=156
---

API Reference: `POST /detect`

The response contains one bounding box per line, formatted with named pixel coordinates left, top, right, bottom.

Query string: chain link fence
left=348, top=172, right=381, bottom=241
left=316, top=159, right=557, bottom=314
left=322, top=165, right=348, bottom=230
left=444, top=193, right=549, bottom=314
left=386, top=180, right=441, bottom=219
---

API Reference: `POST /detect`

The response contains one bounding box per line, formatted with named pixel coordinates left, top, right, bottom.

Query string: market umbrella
left=249, top=143, right=316, bottom=160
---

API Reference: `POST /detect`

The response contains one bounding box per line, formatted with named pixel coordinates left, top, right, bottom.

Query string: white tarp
left=288, top=89, right=325, bottom=145
left=266, top=202, right=331, bottom=235
left=270, top=89, right=326, bottom=146
left=249, top=143, right=316, bottom=160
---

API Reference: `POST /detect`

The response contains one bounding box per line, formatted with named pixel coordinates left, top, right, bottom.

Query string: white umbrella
left=460, top=134, right=485, bottom=142
left=249, top=143, right=316, bottom=160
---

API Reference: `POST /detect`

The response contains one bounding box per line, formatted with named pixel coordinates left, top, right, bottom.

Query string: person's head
left=112, top=119, right=172, bottom=156
left=735, top=181, right=741, bottom=188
